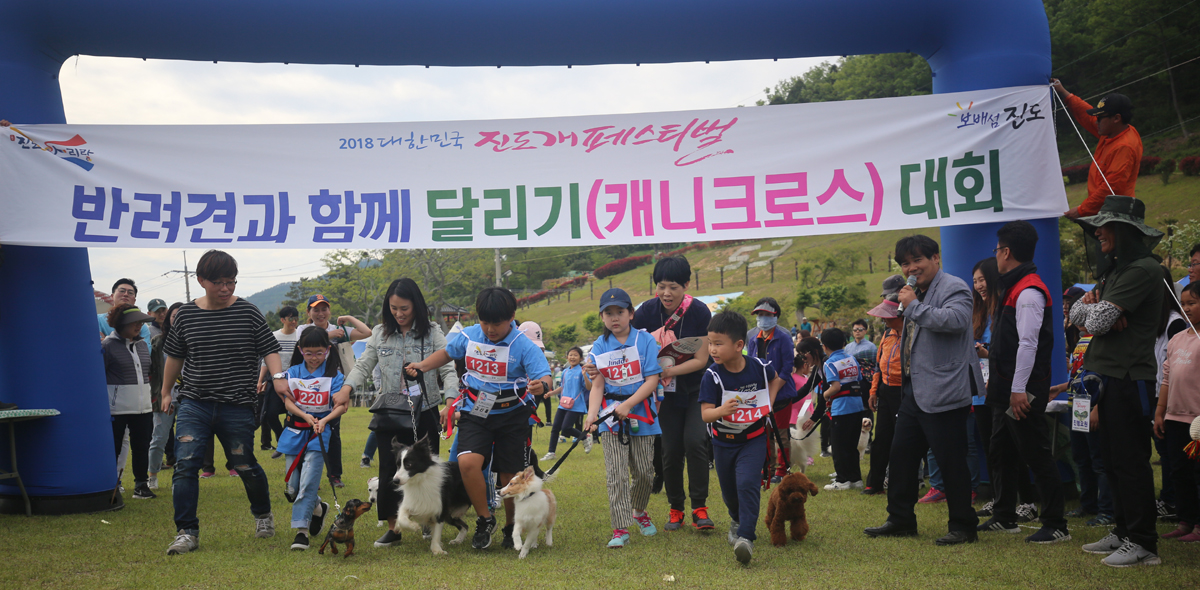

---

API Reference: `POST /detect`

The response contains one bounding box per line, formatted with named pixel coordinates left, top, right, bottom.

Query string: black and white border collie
left=391, top=437, right=472, bottom=555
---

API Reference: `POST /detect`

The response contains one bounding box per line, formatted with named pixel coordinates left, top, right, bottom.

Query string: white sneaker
left=147, top=474, right=158, bottom=490
left=1101, top=540, right=1161, bottom=567
left=255, top=513, right=275, bottom=539
left=1081, top=532, right=1125, bottom=555
left=828, top=472, right=838, bottom=479
left=824, top=481, right=853, bottom=491
left=584, top=437, right=593, bottom=454
left=541, top=452, right=556, bottom=462
left=166, top=530, right=199, bottom=555
left=851, top=480, right=864, bottom=489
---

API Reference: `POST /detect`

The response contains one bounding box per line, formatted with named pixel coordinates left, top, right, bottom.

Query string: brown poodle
left=764, top=472, right=819, bottom=547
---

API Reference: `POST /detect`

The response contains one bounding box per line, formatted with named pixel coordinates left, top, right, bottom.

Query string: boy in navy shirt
left=820, top=328, right=867, bottom=491
left=700, top=312, right=787, bottom=565
left=408, top=287, right=552, bottom=550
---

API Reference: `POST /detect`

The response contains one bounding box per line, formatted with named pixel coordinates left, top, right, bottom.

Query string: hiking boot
left=1101, top=540, right=1161, bottom=567
left=310, top=501, right=329, bottom=537
left=374, top=529, right=402, bottom=547
left=132, top=483, right=157, bottom=500
left=472, top=515, right=497, bottom=549
left=254, top=513, right=275, bottom=539
left=977, top=517, right=1021, bottom=534
left=607, top=529, right=630, bottom=548
left=666, top=509, right=685, bottom=531
left=1025, top=526, right=1072, bottom=544
left=290, top=532, right=309, bottom=550
left=692, top=507, right=715, bottom=530
left=166, top=530, right=198, bottom=555
left=733, top=537, right=753, bottom=564
left=1081, top=532, right=1124, bottom=555
left=634, top=511, right=657, bottom=536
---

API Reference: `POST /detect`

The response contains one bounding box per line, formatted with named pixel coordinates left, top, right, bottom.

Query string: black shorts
left=455, top=405, right=532, bottom=475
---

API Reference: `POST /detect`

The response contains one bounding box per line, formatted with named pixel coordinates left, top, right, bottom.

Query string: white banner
left=0, top=85, right=1066, bottom=249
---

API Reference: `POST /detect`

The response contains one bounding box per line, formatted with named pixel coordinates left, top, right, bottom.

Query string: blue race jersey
left=823, top=349, right=865, bottom=416
left=446, top=321, right=551, bottom=415
left=590, top=329, right=662, bottom=435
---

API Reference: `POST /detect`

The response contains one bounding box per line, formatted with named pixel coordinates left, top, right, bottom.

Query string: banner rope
left=1050, top=84, right=1116, bottom=197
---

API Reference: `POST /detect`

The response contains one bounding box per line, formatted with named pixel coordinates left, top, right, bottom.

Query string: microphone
left=897, top=275, right=918, bottom=314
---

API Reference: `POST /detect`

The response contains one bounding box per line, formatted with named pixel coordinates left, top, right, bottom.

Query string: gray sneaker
left=1081, top=532, right=1124, bottom=555
left=255, top=513, right=275, bottom=539
left=1101, top=540, right=1161, bottom=567
left=728, top=522, right=740, bottom=545
left=147, top=474, right=159, bottom=490
left=166, top=531, right=199, bottom=555
left=733, top=537, right=753, bottom=564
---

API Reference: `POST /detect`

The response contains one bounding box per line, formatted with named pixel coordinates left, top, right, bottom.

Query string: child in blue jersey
left=583, top=288, right=663, bottom=548
left=700, top=311, right=787, bottom=565
left=407, top=287, right=552, bottom=550
left=820, top=328, right=867, bottom=491
left=276, top=327, right=348, bottom=551
left=544, top=347, right=592, bottom=460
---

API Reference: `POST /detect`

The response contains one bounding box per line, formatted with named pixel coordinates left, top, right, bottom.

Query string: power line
left=1053, top=0, right=1198, bottom=73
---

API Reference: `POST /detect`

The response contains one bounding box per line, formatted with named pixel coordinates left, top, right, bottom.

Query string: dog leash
left=544, top=437, right=582, bottom=478
left=316, top=425, right=340, bottom=512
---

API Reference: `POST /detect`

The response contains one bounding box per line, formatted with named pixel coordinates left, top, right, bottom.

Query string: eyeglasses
left=852, top=327, right=866, bottom=332
left=114, top=288, right=136, bottom=296
left=208, top=280, right=237, bottom=288
left=992, top=246, right=1008, bottom=255
left=301, top=351, right=328, bottom=358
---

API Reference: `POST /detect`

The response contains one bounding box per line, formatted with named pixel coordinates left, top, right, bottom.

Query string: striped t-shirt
left=164, top=298, right=281, bottom=406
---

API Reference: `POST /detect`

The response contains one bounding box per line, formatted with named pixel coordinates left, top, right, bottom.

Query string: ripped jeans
left=172, top=398, right=271, bottom=536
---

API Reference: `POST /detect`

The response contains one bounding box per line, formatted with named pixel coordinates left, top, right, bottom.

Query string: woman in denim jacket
left=343, top=278, right=458, bottom=547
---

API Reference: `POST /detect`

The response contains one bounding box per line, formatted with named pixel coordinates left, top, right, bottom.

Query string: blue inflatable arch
left=0, top=0, right=1062, bottom=513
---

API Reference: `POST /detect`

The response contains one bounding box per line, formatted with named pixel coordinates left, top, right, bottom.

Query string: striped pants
left=602, top=433, right=656, bottom=530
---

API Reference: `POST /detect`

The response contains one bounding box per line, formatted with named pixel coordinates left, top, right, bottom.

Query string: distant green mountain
left=246, top=281, right=294, bottom=315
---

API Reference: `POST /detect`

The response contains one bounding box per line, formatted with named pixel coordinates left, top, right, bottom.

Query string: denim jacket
left=346, top=323, right=458, bottom=412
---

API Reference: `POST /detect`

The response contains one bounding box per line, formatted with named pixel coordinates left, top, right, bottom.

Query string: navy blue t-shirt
left=699, top=357, right=778, bottom=447
left=632, top=296, right=712, bottom=395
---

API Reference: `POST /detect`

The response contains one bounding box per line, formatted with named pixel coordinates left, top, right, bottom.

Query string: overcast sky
left=63, top=55, right=832, bottom=305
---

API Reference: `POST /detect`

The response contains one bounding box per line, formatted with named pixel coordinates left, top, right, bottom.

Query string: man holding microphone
left=865, top=235, right=984, bottom=545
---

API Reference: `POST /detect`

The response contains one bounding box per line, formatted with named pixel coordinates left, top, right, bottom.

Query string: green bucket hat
left=1074, top=195, right=1162, bottom=279
left=1074, top=195, right=1162, bottom=245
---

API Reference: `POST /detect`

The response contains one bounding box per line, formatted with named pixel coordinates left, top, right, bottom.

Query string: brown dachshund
left=319, top=499, right=373, bottom=557
left=764, top=472, right=819, bottom=547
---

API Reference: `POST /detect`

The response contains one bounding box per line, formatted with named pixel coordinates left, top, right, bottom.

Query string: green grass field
left=1, top=407, right=1192, bottom=589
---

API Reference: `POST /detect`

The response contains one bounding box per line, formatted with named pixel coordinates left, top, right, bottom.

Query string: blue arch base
left=0, top=0, right=1061, bottom=513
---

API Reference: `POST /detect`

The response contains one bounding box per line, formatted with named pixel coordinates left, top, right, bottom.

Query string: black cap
left=1063, top=287, right=1086, bottom=303
left=599, top=288, right=632, bottom=311
left=880, top=274, right=905, bottom=297
left=1086, top=93, right=1133, bottom=123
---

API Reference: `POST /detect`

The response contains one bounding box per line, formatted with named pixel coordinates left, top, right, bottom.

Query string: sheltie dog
left=498, top=465, right=557, bottom=559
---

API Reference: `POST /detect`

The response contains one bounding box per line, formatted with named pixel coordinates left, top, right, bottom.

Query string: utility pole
left=166, top=250, right=195, bottom=300
left=494, top=249, right=502, bottom=287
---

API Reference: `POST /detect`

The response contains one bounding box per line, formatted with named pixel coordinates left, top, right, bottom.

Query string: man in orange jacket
left=1051, top=80, right=1142, bottom=220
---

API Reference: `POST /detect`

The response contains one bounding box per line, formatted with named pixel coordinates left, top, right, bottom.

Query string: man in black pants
left=1069, top=196, right=1165, bottom=567
left=865, top=235, right=983, bottom=545
left=977, top=221, right=1069, bottom=543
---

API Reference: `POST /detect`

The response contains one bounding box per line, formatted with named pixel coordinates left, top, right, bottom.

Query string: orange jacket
left=870, top=328, right=902, bottom=396
left=1064, top=94, right=1142, bottom=217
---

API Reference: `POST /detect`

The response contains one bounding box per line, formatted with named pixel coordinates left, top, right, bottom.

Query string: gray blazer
left=901, top=269, right=985, bottom=414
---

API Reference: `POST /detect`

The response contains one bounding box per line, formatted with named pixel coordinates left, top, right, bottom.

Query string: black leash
left=316, top=424, right=340, bottom=511
left=545, top=437, right=582, bottom=478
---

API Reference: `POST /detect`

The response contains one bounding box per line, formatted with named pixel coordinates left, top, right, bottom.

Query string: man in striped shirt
left=160, top=250, right=291, bottom=556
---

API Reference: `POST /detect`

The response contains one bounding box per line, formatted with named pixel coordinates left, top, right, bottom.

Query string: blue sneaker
left=634, top=512, right=657, bottom=536
left=607, top=529, right=631, bottom=548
